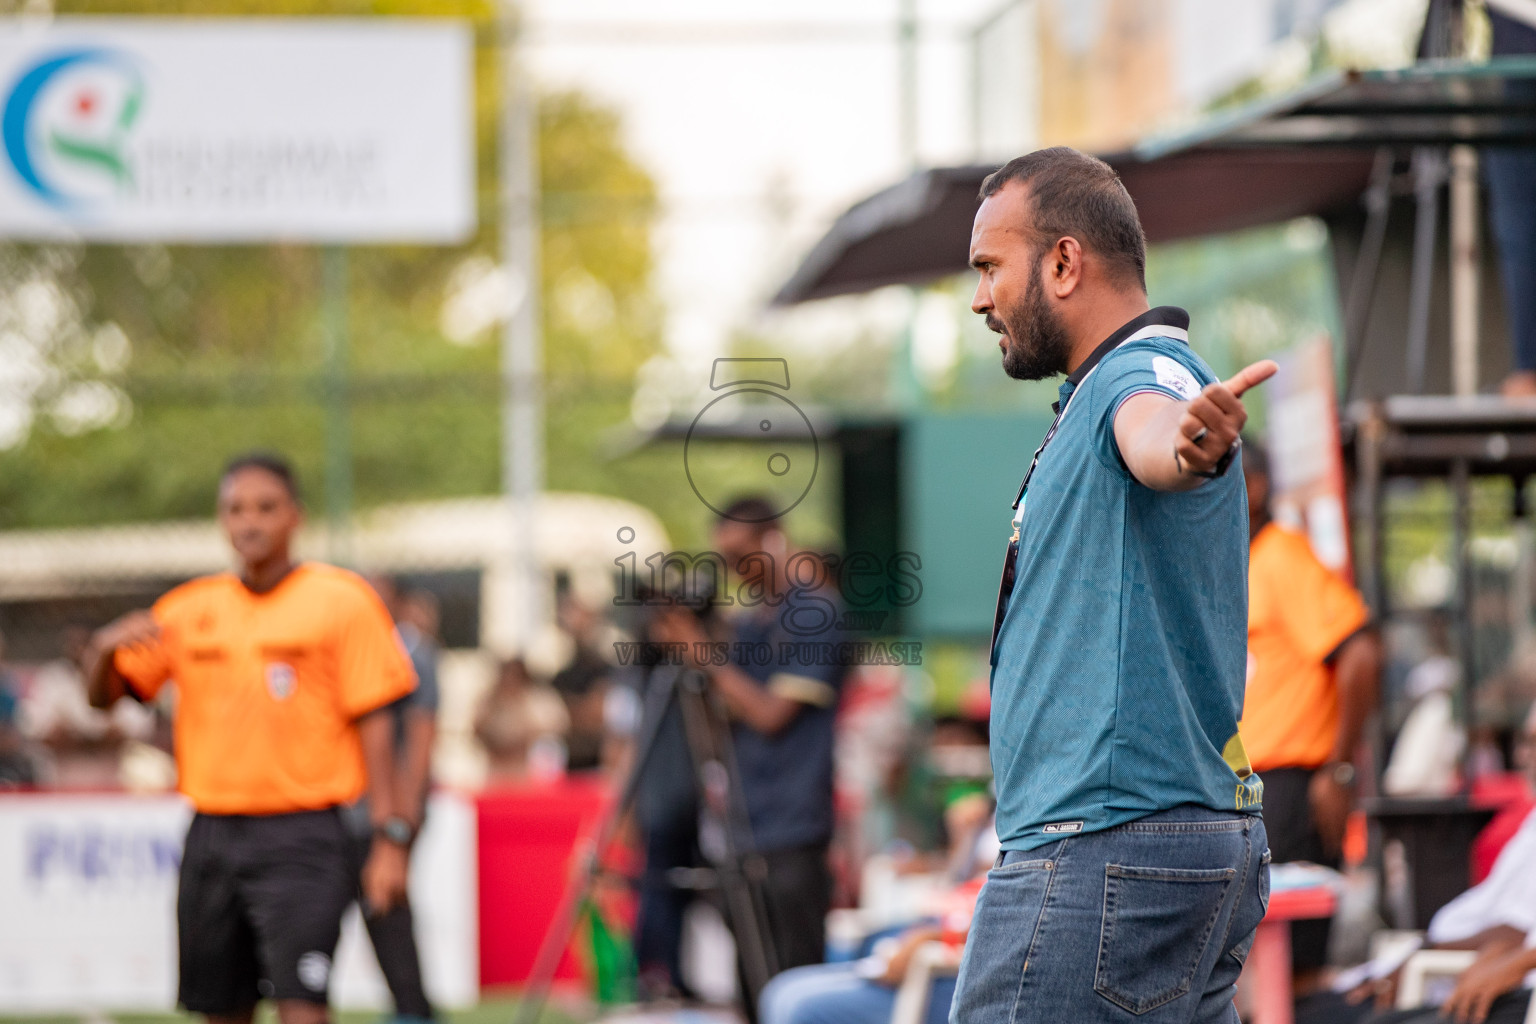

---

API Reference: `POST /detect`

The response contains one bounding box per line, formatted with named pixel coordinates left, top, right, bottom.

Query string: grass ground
left=0, top=997, right=589, bottom=1024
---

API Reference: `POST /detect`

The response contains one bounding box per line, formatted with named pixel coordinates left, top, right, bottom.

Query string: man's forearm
left=83, top=641, right=125, bottom=709
left=1330, top=631, right=1382, bottom=764
left=706, top=663, right=799, bottom=736
left=1489, top=943, right=1536, bottom=975
left=1116, top=397, right=1205, bottom=492
left=358, top=711, right=412, bottom=916
left=1436, top=926, right=1527, bottom=955
left=1113, top=363, right=1272, bottom=491
left=82, top=611, right=161, bottom=709
left=396, top=712, right=435, bottom=826
left=357, top=709, right=398, bottom=825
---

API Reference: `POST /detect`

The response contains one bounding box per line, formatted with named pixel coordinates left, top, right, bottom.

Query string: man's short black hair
left=979, top=146, right=1147, bottom=291
left=221, top=452, right=301, bottom=502
left=717, top=495, right=781, bottom=527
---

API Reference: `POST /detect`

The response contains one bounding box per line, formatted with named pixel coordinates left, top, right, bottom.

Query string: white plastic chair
left=1396, top=949, right=1536, bottom=1023
left=890, top=941, right=962, bottom=1024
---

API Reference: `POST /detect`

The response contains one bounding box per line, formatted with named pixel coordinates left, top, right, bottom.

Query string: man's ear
left=1052, top=237, right=1084, bottom=298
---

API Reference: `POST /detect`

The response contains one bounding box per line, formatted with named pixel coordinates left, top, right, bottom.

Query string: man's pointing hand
left=1114, top=358, right=1279, bottom=493
left=1174, top=360, right=1279, bottom=478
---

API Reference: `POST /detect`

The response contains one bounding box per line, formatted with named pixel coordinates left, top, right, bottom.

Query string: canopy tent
left=770, top=57, right=1536, bottom=307
left=770, top=150, right=1376, bottom=305
left=762, top=51, right=1536, bottom=899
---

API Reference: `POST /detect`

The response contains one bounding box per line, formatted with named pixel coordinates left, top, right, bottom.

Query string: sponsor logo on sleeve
left=1152, top=355, right=1200, bottom=399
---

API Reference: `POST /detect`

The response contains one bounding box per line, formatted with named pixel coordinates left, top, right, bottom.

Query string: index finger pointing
left=1223, top=359, right=1278, bottom=398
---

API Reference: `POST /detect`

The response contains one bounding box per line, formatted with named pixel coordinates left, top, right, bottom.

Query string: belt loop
left=995, top=851, right=1007, bottom=868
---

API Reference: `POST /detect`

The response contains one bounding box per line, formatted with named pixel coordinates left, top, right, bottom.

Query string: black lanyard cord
left=1011, top=393, right=1075, bottom=511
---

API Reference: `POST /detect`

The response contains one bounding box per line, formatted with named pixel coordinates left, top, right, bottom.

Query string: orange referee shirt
left=114, top=563, right=416, bottom=816
left=1238, top=523, right=1370, bottom=773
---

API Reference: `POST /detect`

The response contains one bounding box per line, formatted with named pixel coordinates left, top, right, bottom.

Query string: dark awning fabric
left=1116, top=148, right=1375, bottom=242
left=770, top=57, right=1536, bottom=306
left=768, top=151, right=1375, bottom=305
left=770, top=165, right=997, bottom=305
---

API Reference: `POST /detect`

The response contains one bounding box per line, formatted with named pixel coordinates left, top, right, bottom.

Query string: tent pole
left=1449, top=145, right=1480, bottom=397
left=500, top=1, right=546, bottom=655
left=1405, top=148, right=1444, bottom=395
left=1452, top=456, right=1476, bottom=791
left=1343, top=148, right=1395, bottom=401
left=322, top=245, right=352, bottom=567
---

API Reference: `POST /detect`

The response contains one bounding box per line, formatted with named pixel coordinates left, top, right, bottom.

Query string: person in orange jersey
left=1240, top=438, right=1382, bottom=988
left=84, top=453, right=417, bottom=1024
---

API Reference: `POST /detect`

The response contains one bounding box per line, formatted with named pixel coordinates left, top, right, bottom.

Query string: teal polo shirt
left=989, top=306, right=1263, bottom=852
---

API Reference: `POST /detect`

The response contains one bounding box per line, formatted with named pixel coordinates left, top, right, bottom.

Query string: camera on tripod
left=622, top=577, right=724, bottom=668
left=636, top=578, right=720, bottom=621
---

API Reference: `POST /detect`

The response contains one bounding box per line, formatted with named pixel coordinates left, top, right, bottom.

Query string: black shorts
left=177, top=807, right=355, bottom=1013
left=1261, top=766, right=1337, bottom=970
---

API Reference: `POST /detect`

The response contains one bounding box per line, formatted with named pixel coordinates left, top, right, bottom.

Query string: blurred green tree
left=0, top=0, right=673, bottom=534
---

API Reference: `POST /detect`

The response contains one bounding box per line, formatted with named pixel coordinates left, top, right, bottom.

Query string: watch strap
left=1324, top=761, right=1357, bottom=787
left=375, top=816, right=415, bottom=846
left=1174, top=438, right=1242, bottom=480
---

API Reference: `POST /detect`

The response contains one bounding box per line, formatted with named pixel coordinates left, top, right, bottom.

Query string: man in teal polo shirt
left=950, top=147, right=1277, bottom=1024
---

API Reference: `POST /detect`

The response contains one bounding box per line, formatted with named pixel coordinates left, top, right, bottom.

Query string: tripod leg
left=675, top=672, right=782, bottom=1007
left=510, top=667, right=687, bottom=1024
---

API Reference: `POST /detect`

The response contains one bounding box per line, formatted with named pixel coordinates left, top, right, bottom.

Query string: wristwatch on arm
left=1173, top=437, right=1242, bottom=480
left=1321, top=761, right=1356, bottom=787
left=374, top=815, right=416, bottom=847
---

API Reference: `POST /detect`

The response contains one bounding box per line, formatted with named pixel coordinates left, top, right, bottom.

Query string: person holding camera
left=83, top=453, right=417, bottom=1024
left=653, top=496, right=848, bottom=989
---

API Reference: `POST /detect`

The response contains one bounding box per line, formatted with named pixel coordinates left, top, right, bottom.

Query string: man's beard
left=993, top=268, right=1071, bottom=381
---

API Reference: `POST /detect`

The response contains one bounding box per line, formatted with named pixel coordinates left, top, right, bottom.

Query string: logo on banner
left=265, top=662, right=297, bottom=701
left=2, top=48, right=145, bottom=210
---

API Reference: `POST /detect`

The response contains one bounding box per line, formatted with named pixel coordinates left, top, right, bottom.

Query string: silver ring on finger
left=1191, top=426, right=1209, bottom=445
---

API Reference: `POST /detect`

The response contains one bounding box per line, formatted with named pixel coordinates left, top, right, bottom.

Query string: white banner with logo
left=0, top=792, right=478, bottom=1013
left=0, top=19, right=474, bottom=242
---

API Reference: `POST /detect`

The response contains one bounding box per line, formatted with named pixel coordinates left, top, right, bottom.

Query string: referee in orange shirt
left=84, top=453, right=418, bottom=1024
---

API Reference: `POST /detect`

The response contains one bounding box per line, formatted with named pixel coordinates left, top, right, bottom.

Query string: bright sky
left=520, top=0, right=1416, bottom=371
left=523, top=0, right=1001, bottom=365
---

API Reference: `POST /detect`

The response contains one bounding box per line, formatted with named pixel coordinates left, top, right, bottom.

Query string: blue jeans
left=761, top=961, right=958, bottom=1024
left=949, top=806, right=1269, bottom=1024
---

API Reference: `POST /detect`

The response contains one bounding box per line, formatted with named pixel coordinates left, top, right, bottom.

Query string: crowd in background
left=0, top=587, right=615, bottom=795
left=4, top=488, right=1536, bottom=1022
left=3, top=569, right=1530, bottom=807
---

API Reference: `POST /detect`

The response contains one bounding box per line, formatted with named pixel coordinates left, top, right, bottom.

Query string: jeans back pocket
left=1094, top=863, right=1236, bottom=1015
